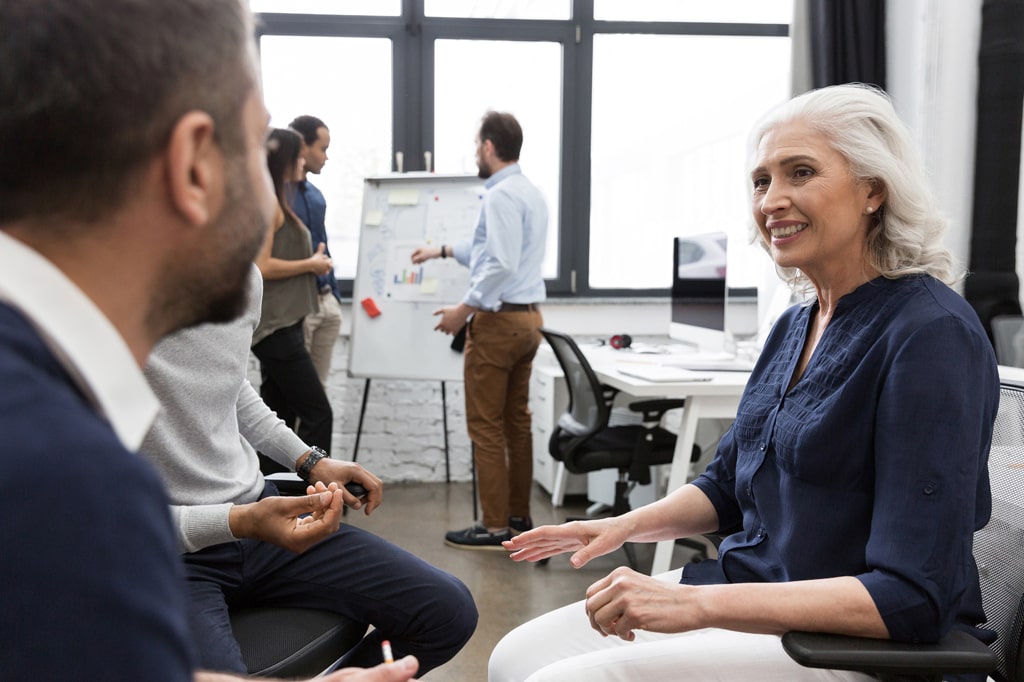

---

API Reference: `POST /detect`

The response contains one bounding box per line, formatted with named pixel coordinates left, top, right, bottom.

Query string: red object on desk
left=361, top=297, right=381, bottom=318
left=610, top=334, right=632, bottom=349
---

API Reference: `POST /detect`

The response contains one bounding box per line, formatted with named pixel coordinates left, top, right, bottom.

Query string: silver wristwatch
left=296, top=446, right=330, bottom=482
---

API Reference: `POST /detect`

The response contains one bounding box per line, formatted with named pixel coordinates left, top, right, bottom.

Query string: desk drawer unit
left=529, top=365, right=587, bottom=499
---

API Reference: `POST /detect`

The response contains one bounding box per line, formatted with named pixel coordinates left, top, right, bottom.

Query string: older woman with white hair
left=492, top=83, right=999, bottom=682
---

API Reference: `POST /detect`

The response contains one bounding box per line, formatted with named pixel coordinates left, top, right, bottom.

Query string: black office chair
left=229, top=470, right=369, bottom=677
left=783, top=376, right=1024, bottom=682
left=540, top=328, right=702, bottom=569
left=231, top=607, right=367, bottom=677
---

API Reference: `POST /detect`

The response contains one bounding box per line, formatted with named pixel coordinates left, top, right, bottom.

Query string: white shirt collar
left=0, top=231, right=159, bottom=450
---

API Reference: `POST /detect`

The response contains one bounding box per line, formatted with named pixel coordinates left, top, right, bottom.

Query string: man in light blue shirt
left=411, top=111, right=548, bottom=549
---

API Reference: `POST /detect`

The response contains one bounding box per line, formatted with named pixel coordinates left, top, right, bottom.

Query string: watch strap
left=296, top=446, right=329, bottom=483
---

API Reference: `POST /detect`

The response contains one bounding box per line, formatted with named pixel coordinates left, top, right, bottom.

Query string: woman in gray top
left=252, top=128, right=335, bottom=454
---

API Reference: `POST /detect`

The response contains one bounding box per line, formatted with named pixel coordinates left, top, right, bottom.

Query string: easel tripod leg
left=352, top=378, right=371, bottom=464
left=441, top=381, right=451, bottom=483
left=471, top=443, right=478, bottom=521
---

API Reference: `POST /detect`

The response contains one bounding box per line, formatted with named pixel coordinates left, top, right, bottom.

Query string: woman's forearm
left=620, top=483, right=720, bottom=544
left=694, top=576, right=888, bottom=638
left=256, top=255, right=313, bottom=280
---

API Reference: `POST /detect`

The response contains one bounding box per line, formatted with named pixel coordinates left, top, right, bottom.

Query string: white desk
left=588, top=359, right=749, bottom=574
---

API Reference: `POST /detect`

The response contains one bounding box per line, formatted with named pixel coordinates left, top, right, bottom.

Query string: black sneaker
left=508, top=516, right=533, bottom=535
left=444, top=523, right=511, bottom=551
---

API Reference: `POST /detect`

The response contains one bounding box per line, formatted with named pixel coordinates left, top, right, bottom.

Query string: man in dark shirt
left=289, top=114, right=343, bottom=384
left=0, top=2, right=417, bottom=681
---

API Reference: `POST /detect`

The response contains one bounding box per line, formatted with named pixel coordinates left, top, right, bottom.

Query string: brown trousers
left=463, top=309, right=543, bottom=529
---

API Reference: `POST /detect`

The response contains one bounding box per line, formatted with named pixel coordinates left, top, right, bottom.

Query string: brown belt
left=496, top=302, right=539, bottom=313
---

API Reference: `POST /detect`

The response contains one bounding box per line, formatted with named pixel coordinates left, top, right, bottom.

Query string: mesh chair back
left=975, top=380, right=1024, bottom=681
left=540, top=329, right=611, bottom=438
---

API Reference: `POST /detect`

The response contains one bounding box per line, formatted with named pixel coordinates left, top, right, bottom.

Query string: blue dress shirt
left=686, top=275, right=998, bottom=652
left=450, top=163, right=547, bottom=311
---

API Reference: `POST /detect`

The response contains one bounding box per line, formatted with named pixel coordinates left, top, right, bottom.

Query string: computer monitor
left=669, top=232, right=727, bottom=351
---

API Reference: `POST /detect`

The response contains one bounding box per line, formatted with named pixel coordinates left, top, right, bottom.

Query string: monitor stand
left=667, top=321, right=726, bottom=354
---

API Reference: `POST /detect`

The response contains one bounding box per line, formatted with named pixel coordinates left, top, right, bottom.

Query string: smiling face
left=751, top=119, right=882, bottom=290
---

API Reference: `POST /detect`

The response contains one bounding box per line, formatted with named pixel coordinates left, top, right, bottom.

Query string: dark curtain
left=964, top=0, right=1024, bottom=337
left=809, top=0, right=886, bottom=89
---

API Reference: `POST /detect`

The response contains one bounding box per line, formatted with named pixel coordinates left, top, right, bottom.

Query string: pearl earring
left=866, top=206, right=875, bottom=214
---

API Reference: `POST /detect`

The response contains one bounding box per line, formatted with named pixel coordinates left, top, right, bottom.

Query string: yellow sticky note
left=364, top=209, right=384, bottom=226
left=419, top=278, right=440, bottom=295
left=388, top=189, right=419, bottom=206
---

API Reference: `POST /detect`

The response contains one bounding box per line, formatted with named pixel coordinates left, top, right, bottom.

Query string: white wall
left=887, top=0, right=983, bottom=288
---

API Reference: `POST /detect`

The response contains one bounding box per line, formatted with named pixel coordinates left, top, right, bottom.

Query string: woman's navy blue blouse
left=686, top=274, right=999, bottom=645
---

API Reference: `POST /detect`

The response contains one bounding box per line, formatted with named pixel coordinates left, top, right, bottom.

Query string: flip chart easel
left=348, top=173, right=484, bottom=481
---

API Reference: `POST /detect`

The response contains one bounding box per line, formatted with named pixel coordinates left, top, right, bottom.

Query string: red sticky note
left=361, top=297, right=382, bottom=318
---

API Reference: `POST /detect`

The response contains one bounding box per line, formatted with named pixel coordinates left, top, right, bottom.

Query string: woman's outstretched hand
left=503, top=517, right=630, bottom=568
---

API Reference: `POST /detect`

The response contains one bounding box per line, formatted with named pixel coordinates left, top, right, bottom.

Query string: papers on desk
left=614, top=364, right=713, bottom=383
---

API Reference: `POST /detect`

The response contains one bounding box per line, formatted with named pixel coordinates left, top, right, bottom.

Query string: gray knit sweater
left=141, top=265, right=308, bottom=553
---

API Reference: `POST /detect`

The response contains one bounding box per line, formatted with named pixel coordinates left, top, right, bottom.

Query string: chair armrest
left=628, top=398, right=687, bottom=421
left=781, top=630, right=996, bottom=677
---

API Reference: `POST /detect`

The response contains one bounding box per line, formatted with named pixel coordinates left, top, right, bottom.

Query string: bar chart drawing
left=384, top=241, right=464, bottom=302
left=393, top=264, right=424, bottom=286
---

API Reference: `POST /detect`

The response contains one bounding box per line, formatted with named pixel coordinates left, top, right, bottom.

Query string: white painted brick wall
left=248, top=337, right=473, bottom=483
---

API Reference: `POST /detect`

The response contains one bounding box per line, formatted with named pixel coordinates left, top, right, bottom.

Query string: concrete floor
left=344, top=480, right=705, bottom=681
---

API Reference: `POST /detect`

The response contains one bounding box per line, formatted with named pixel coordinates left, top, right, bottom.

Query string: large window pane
left=589, top=33, right=790, bottom=289
left=251, top=0, right=399, bottom=16
left=426, top=0, right=570, bottom=20
left=595, top=0, right=793, bottom=24
left=433, top=39, right=562, bottom=279
left=260, top=36, right=392, bottom=280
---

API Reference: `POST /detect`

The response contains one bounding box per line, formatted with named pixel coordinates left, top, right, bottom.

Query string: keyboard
left=658, top=352, right=756, bottom=372
left=615, top=364, right=714, bottom=383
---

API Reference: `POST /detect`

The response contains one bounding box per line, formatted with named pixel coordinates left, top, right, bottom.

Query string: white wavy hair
left=747, top=83, right=959, bottom=290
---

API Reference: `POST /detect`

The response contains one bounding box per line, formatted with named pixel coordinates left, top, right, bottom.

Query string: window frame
left=254, top=0, right=789, bottom=299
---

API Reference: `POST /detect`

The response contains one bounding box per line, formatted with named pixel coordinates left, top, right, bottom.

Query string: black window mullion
left=255, top=12, right=405, bottom=36
left=394, top=0, right=426, bottom=172
left=551, top=0, right=592, bottom=297
left=593, top=21, right=788, bottom=38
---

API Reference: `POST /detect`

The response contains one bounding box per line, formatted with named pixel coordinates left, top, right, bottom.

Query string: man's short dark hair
left=0, top=0, right=256, bottom=225
left=289, top=115, right=329, bottom=146
left=479, top=111, right=523, bottom=162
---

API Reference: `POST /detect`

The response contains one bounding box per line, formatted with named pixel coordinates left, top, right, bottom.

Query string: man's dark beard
left=150, top=157, right=268, bottom=336
left=196, top=259, right=253, bottom=325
